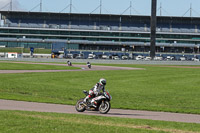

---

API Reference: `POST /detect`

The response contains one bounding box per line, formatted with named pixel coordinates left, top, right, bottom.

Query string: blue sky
left=1, top=0, right=200, bottom=17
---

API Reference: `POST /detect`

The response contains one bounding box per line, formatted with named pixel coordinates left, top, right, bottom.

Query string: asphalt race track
left=0, top=62, right=144, bottom=73
left=0, top=99, right=200, bottom=124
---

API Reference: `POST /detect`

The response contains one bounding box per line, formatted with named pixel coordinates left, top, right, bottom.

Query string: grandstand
left=0, top=11, right=200, bottom=54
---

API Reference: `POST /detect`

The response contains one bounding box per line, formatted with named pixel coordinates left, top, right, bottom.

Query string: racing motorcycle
left=75, top=90, right=112, bottom=114
left=87, top=62, right=91, bottom=69
left=87, top=64, right=91, bottom=69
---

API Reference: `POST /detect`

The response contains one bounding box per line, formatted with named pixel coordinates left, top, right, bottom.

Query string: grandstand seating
left=2, top=12, right=200, bottom=34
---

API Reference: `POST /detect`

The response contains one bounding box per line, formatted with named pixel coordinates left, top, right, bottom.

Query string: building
left=0, top=11, right=200, bottom=54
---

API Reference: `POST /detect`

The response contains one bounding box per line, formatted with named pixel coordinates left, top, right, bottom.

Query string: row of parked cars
left=65, top=53, right=129, bottom=60
left=88, top=54, right=129, bottom=60
left=63, top=51, right=200, bottom=61
left=135, top=55, right=200, bottom=61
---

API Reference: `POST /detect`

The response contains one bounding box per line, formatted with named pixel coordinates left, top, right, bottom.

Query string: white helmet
left=99, top=78, right=106, bottom=85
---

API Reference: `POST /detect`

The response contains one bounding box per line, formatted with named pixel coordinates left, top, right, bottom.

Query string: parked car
left=135, top=55, right=144, bottom=60
left=166, top=56, right=174, bottom=60
left=121, top=55, right=128, bottom=60
left=180, top=57, right=186, bottom=61
left=144, top=56, right=151, bottom=61
left=102, top=55, right=109, bottom=59
left=75, top=54, right=84, bottom=59
left=112, top=56, right=120, bottom=60
left=88, top=54, right=96, bottom=59
left=192, top=58, right=200, bottom=62
left=66, top=54, right=73, bottom=59
left=154, top=56, right=163, bottom=61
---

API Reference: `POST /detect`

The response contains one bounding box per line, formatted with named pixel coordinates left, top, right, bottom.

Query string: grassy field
left=0, top=110, right=200, bottom=133
left=0, top=62, right=200, bottom=114
left=0, top=62, right=79, bottom=70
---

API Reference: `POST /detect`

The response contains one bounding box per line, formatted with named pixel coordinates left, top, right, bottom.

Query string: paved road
left=0, top=62, right=144, bottom=73
left=0, top=99, right=200, bottom=124
left=1, top=58, right=200, bottom=65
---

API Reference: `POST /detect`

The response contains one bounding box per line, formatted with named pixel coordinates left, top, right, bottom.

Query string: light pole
left=150, top=0, right=157, bottom=59
left=40, top=0, right=42, bottom=12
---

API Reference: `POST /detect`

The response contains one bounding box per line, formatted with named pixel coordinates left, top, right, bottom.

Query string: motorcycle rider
left=87, top=62, right=91, bottom=69
left=67, top=61, right=72, bottom=66
left=83, top=78, right=106, bottom=107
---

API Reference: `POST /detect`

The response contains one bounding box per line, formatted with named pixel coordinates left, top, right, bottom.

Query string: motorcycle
left=87, top=62, right=91, bottom=69
left=87, top=64, right=91, bottom=69
left=67, top=61, right=72, bottom=66
left=75, top=90, right=112, bottom=114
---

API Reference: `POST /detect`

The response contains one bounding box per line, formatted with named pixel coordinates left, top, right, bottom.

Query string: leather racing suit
left=84, top=82, right=105, bottom=107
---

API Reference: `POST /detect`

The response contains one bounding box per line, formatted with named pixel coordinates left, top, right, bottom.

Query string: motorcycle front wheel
left=99, top=100, right=110, bottom=114
left=75, top=99, right=86, bottom=112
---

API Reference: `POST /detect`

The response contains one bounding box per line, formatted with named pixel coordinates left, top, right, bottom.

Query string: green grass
left=0, top=62, right=80, bottom=70
left=0, top=48, right=51, bottom=54
left=0, top=110, right=199, bottom=133
left=0, top=63, right=200, bottom=114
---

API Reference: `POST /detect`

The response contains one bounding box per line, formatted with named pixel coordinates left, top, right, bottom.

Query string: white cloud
left=0, top=0, right=21, bottom=11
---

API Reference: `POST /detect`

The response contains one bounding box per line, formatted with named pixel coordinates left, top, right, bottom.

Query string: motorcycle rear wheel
left=99, top=100, right=110, bottom=114
left=75, top=99, right=86, bottom=112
